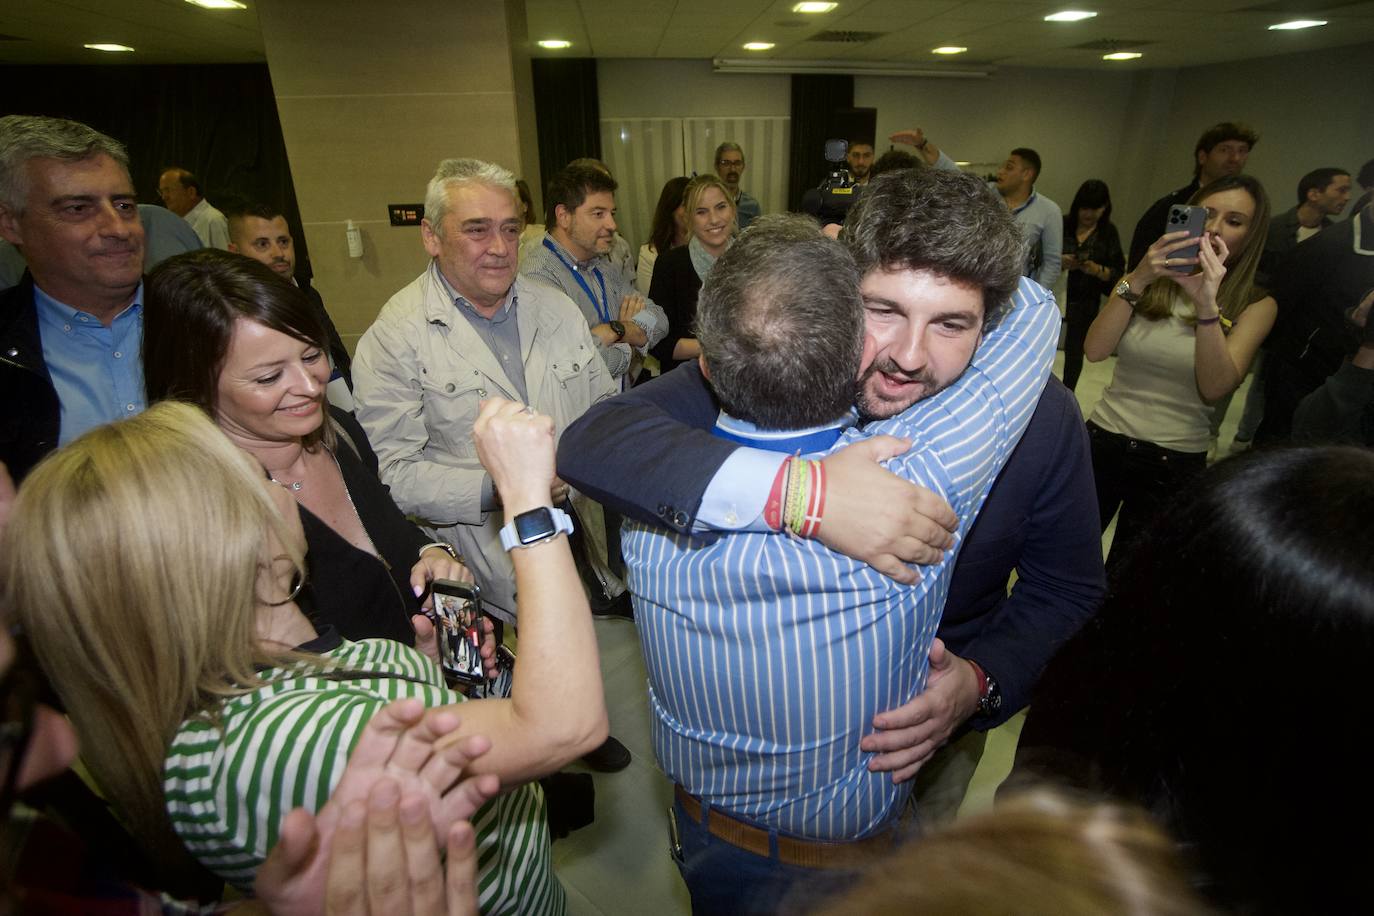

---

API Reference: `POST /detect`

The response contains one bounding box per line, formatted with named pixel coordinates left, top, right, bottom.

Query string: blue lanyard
left=543, top=238, right=611, bottom=323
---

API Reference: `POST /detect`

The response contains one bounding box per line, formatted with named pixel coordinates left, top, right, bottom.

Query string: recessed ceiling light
left=932, top=46, right=968, bottom=54
left=538, top=39, right=572, bottom=49
left=792, top=2, right=838, bottom=12
left=1103, top=51, right=1142, bottom=60
left=84, top=43, right=134, bottom=52
left=742, top=41, right=776, bottom=51
left=1044, top=10, right=1097, bottom=21
left=185, top=0, right=247, bottom=8
left=1268, top=19, right=1326, bottom=29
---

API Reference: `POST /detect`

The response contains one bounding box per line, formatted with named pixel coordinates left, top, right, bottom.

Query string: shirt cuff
left=695, top=447, right=784, bottom=532
left=933, top=150, right=959, bottom=172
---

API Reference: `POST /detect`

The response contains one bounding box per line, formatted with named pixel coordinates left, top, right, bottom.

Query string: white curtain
left=600, top=116, right=791, bottom=255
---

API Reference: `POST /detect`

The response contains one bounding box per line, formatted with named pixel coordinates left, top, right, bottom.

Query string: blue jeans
left=668, top=797, right=866, bottom=915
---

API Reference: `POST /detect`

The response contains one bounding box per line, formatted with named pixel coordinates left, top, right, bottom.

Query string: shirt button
left=724, top=510, right=739, bottom=526
left=477, top=388, right=487, bottom=397
left=78, top=315, right=90, bottom=322
left=125, top=403, right=136, bottom=412
left=572, top=363, right=579, bottom=372
left=113, top=351, right=122, bottom=358
left=445, top=383, right=456, bottom=393
left=64, top=324, right=72, bottom=332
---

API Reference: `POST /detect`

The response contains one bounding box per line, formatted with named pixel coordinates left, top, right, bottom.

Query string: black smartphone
left=1167, top=205, right=1207, bottom=272
left=430, top=579, right=485, bottom=685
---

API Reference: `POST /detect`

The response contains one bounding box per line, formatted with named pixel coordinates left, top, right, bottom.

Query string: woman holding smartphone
left=1083, top=174, right=1276, bottom=567
left=1060, top=180, right=1124, bottom=391
left=142, top=250, right=473, bottom=651
left=5, top=399, right=605, bottom=914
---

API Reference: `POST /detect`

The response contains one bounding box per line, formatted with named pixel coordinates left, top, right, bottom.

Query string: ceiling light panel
left=793, top=2, right=838, bottom=12
left=1045, top=10, right=1097, bottom=21
left=84, top=43, right=134, bottom=52
left=1268, top=19, right=1327, bottom=29
left=185, top=0, right=248, bottom=8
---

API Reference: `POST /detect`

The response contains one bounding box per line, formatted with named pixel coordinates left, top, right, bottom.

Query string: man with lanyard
left=520, top=163, right=666, bottom=388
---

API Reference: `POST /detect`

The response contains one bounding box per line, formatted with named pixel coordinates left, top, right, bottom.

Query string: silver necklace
left=271, top=477, right=304, bottom=491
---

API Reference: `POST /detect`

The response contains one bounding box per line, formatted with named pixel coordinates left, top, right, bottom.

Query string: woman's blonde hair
left=811, top=789, right=1211, bottom=915
left=683, top=173, right=737, bottom=237
left=1, top=401, right=306, bottom=866
left=1135, top=174, right=1271, bottom=325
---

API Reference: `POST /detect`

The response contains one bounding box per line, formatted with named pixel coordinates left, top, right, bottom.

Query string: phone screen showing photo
left=432, top=586, right=484, bottom=684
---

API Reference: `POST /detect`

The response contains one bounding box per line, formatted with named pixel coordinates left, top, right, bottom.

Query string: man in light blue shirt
left=994, top=147, right=1063, bottom=289
left=620, top=171, right=1057, bottom=912
left=0, top=115, right=147, bottom=480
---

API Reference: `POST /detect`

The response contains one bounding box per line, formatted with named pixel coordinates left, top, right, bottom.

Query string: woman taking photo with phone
left=1083, top=174, right=1275, bottom=566
left=648, top=174, right=737, bottom=374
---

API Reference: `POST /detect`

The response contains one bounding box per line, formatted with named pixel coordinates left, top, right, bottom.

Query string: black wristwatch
left=608, top=320, right=626, bottom=342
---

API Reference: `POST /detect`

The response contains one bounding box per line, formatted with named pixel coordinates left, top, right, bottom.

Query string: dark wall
left=1, top=63, right=312, bottom=273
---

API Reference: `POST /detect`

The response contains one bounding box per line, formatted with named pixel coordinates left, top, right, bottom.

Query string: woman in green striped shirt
left=6, top=399, right=606, bottom=915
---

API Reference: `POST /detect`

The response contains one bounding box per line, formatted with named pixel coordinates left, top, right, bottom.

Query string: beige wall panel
left=274, top=93, right=525, bottom=225
left=257, top=1, right=518, bottom=98
left=299, top=220, right=431, bottom=352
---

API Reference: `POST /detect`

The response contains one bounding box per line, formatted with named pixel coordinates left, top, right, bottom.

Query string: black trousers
left=1062, top=294, right=1100, bottom=391
left=1088, top=422, right=1207, bottom=570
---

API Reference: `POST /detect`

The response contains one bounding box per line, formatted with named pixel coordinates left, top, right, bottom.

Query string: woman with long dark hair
left=637, top=175, right=690, bottom=292
left=1060, top=180, right=1124, bottom=390
left=1012, top=445, right=1374, bottom=914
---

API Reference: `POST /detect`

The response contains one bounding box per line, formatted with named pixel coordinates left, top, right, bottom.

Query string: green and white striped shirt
left=164, top=636, right=564, bottom=915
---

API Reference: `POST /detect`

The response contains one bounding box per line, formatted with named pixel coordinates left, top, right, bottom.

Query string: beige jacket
left=353, top=264, right=618, bottom=621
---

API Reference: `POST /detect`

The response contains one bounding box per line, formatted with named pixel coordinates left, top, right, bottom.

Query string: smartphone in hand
left=1167, top=205, right=1207, bottom=272
left=430, top=579, right=486, bottom=685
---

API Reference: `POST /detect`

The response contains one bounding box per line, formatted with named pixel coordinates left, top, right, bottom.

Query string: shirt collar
left=431, top=261, right=517, bottom=321
left=33, top=280, right=144, bottom=326
left=712, top=408, right=856, bottom=455
left=1010, top=190, right=1038, bottom=216
left=544, top=233, right=604, bottom=271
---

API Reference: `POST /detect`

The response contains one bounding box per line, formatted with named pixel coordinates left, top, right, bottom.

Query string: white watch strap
left=499, top=506, right=574, bottom=551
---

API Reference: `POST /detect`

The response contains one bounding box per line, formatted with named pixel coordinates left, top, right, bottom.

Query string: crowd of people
left=0, top=108, right=1371, bottom=916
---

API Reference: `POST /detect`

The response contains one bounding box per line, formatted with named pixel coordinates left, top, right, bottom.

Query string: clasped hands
left=252, top=699, right=495, bottom=915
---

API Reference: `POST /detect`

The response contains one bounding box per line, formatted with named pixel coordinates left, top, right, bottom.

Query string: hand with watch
left=471, top=399, right=575, bottom=552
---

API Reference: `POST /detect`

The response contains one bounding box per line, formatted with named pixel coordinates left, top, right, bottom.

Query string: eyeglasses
left=716, top=159, right=744, bottom=168
left=0, top=640, right=40, bottom=820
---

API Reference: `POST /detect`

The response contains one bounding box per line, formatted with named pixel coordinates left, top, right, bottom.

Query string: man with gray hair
left=714, top=141, right=762, bottom=230
left=352, top=156, right=633, bottom=771
left=0, top=114, right=147, bottom=482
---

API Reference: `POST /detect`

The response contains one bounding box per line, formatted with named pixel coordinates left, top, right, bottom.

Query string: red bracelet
left=763, top=457, right=790, bottom=531
left=968, top=659, right=988, bottom=698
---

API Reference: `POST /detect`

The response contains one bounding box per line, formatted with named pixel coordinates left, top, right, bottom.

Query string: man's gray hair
left=714, top=141, right=744, bottom=164
left=424, top=158, right=518, bottom=239
left=695, top=213, right=863, bottom=430
left=0, top=115, right=130, bottom=213
left=843, top=168, right=1023, bottom=328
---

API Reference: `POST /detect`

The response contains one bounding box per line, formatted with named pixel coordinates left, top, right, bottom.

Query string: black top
left=647, top=244, right=703, bottom=374
left=295, top=407, right=430, bottom=645
left=1062, top=218, right=1124, bottom=307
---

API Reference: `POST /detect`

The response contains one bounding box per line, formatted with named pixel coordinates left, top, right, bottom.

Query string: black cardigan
left=647, top=244, right=703, bottom=374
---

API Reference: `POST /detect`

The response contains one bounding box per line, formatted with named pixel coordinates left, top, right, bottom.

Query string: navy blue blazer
left=558, top=363, right=1105, bottom=728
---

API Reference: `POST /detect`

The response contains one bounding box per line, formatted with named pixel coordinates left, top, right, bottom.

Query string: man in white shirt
left=157, top=167, right=229, bottom=249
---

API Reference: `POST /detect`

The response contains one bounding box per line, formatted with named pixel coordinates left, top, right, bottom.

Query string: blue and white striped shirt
left=623, top=276, right=1057, bottom=840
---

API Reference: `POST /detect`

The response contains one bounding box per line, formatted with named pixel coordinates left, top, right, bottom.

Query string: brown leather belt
left=673, top=784, right=898, bottom=870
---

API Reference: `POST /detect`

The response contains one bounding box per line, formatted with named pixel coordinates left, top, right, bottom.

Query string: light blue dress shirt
left=34, top=283, right=145, bottom=445
left=623, top=276, right=1058, bottom=840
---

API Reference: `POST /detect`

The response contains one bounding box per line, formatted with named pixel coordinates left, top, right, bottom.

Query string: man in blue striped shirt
left=617, top=170, right=1058, bottom=913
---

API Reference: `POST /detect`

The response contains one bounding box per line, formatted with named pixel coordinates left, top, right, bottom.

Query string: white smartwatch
left=499, top=506, right=574, bottom=551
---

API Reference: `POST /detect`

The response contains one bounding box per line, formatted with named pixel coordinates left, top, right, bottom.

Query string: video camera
left=800, top=138, right=861, bottom=226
